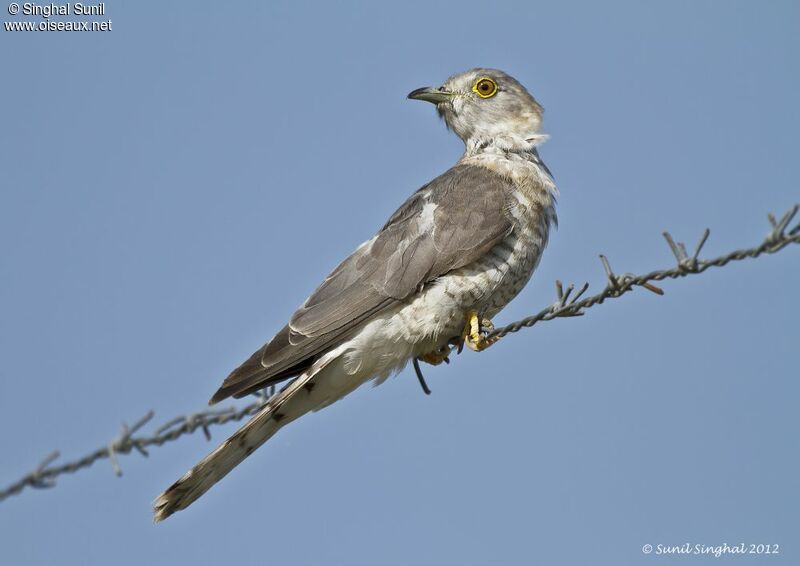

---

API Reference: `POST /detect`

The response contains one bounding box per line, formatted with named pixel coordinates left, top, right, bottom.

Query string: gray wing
left=209, top=164, right=514, bottom=404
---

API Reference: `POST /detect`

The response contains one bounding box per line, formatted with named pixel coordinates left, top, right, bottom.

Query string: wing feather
left=209, top=164, right=514, bottom=404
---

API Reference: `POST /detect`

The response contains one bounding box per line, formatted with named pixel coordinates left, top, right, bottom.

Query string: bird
left=153, top=68, right=558, bottom=521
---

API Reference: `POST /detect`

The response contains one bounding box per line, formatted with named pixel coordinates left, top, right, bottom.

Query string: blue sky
left=1, top=1, right=798, bottom=564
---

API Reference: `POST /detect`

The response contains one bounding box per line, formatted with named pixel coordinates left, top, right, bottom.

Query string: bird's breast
left=474, top=185, right=553, bottom=317
left=455, top=152, right=557, bottom=317
left=361, top=152, right=557, bottom=365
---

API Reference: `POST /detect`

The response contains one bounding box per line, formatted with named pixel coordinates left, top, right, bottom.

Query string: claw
left=414, top=343, right=454, bottom=396
left=419, top=344, right=452, bottom=366
left=463, top=310, right=499, bottom=352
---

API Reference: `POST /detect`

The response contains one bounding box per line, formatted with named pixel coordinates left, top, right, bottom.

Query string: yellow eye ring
left=473, top=77, right=498, bottom=98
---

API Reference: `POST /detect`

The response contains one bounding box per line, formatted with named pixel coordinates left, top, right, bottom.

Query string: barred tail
left=153, top=372, right=314, bottom=522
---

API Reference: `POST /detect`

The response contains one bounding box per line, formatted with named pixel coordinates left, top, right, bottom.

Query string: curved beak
left=407, top=86, right=454, bottom=104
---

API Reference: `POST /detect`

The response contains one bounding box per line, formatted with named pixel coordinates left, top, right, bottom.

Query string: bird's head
left=408, top=68, right=545, bottom=150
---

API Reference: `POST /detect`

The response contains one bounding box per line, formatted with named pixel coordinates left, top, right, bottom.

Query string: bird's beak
left=407, top=86, right=454, bottom=104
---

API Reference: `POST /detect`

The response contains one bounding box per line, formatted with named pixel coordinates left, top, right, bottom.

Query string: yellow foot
left=463, top=310, right=499, bottom=352
left=419, top=344, right=452, bottom=366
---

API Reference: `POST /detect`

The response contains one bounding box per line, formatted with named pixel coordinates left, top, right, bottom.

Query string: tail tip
left=153, top=492, right=175, bottom=523
left=152, top=477, right=190, bottom=523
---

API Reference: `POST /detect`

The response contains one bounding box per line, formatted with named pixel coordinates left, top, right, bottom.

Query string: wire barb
left=767, top=205, right=799, bottom=243
left=641, top=281, right=665, bottom=296
left=693, top=228, right=711, bottom=262
left=551, top=279, right=587, bottom=316
left=662, top=231, right=684, bottom=262
left=598, top=254, right=619, bottom=291
left=29, top=451, right=60, bottom=489
left=107, top=411, right=155, bottom=476
left=571, top=282, right=590, bottom=304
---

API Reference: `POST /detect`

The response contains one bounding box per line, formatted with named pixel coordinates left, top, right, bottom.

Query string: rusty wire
left=1, top=204, right=797, bottom=503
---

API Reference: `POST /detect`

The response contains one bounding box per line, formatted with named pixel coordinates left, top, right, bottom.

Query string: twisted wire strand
left=490, top=204, right=799, bottom=339
left=1, top=205, right=797, bottom=503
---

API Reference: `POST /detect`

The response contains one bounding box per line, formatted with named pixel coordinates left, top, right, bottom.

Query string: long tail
left=153, top=371, right=315, bottom=522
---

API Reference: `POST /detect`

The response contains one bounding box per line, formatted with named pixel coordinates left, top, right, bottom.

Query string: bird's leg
left=412, top=358, right=432, bottom=395
left=413, top=344, right=453, bottom=395
left=463, top=310, right=499, bottom=352
left=418, top=343, right=452, bottom=366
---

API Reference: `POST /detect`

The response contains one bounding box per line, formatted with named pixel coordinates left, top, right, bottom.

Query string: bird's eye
left=473, top=77, right=498, bottom=99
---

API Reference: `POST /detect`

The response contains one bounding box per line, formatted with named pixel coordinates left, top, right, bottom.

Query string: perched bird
left=154, top=68, right=557, bottom=521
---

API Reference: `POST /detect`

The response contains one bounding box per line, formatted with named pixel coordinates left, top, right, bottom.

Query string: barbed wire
left=1, top=204, right=798, bottom=503
left=488, top=203, right=799, bottom=339
left=0, top=388, right=274, bottom=502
